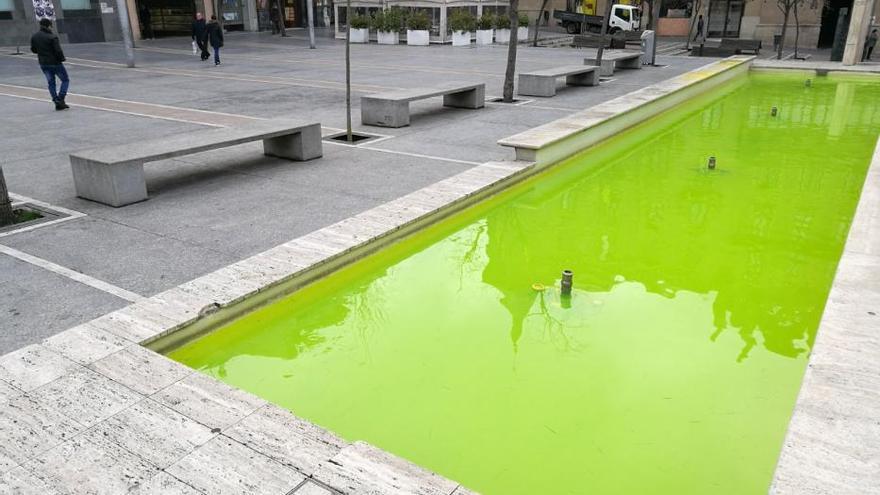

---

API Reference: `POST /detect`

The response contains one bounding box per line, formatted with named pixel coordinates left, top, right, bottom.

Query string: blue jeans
left=212, top=46, right=220, bottom=64
left=40, top=64, right=69, bottom=101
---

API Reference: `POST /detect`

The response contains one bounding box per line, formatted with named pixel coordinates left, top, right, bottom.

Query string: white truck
left=553, top=1, right=642, bottom=35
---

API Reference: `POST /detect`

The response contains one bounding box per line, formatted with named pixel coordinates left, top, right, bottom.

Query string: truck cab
left=554, top=1, right=641, bottom=35
left=608, top=4, right=640, bottom=33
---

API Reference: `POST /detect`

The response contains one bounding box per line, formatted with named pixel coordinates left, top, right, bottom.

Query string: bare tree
left=0, top=167, right=14, bottom=227
left=777, top=0, right=806, bottom=59
left=276, top=0, right=287, bottom=37
left=596, top=0, right=614, bottom=66
left=502, top=0, right=520, bottom=102
left=533, top=0, right=549, bottom=46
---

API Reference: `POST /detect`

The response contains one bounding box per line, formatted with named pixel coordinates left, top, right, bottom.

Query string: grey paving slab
left=24, top=427, right=160, bottom=494
left=0, top=344, right=80, bottom=392
left=225, top=403, right=346, bottom=476
left=131, top=472, right=205, bottom=495
left=92, top=398, right=215, bottom=469
left=313, top=441, right=460, bottom=495
left=0, top=466, right=59, bottom=495
left=26, top=367, right=143, bottom=428
left=88, top=344, right=193, bottom=396
left=0, top=379, right=23, bottom=404
left=165, top=435, right=305, bottom=495
left=42, top=322, right=133, bottom=365
left=0, top=394, right=84, bottom=473
left=152, top=371, right=266, bottom=431
left=294, top=481, right=336, bottom=495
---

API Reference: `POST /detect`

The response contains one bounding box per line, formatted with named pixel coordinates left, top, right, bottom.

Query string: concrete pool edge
left=497, top=55, right=755, bottom=166
left=769, top=135, right=880, bottom=494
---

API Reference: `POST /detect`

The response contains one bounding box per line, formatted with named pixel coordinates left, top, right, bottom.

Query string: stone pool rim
left=1, top=57, right=877, bottom=494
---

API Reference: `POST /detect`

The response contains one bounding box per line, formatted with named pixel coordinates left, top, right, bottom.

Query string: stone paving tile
left=42, top=322, right=134, bottom=366
left=91, top=398, right=215, bottom=469
left=0, top=395, right=83, bottom=473
left=26, top=427, right=160, bottom=495
left=313, top=441, right=459, bottom=495
left=0, top=379, right=23, bottom=404
left=165, top=435, right=304, bottom=495
left=224, top=403, right=346, bottom=476
left=0, top=465, right=60, bottom=494
left=0, top=344, right=80, bottom=392
left=88, top=344, right=193, bottom=396
left=152, top=372, right=266, bottom=431
left=27, top=367, right=143, bottom=429
left=88, top=305, right=179, bottom=344
left=132, top=287, right=215, bottom=329
left=294, top=480, right=336, bottom=495
left=131, top=472, right=205, bottom=494
left=450, top=487, right=477, bottom=495
left=178, top=269, right=264, bottom=308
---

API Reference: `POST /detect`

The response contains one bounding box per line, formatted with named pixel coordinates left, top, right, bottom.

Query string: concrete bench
left=583, top=50, right=642, bottom=77
left=361, top=82, right=485, bottom=128
left=720, top=38, right=761, bottom=54
left=518, top=65, right=600, bottom=97
left=70, top=119, right=322, bottom=207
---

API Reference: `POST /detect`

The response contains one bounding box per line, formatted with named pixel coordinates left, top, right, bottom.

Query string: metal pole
left=597, top=0, right=613, bottom=65
left=345, top=0, right=352, bottom=141
left=306, top=0, right=316, bottom=48
left=115, top=0, right=136, bottom=67
left=651, top=0, right=660, bottom=65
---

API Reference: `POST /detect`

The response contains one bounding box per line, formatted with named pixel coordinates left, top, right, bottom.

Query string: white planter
left=350, top=28, right=369, bottom=43
left=517, top=26, right=528, bottom=40
left=495, top=28, right=510, bottom=43
left=406, top=29, right=429, bottom=46
left=377, top=30, right=399, bottom=45
left=452, top=30, right=471, bottom=46
left=476, top=29, right=494, bottom=45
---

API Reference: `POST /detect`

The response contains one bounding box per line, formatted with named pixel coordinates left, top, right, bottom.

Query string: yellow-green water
left=169, top=72, right=880, bottom=494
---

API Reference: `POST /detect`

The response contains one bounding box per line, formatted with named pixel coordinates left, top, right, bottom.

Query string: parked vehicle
left=554, top=0, right=641, bottom=35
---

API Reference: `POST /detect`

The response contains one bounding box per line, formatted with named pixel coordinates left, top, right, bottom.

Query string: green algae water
left=170, top=72, right=880, bottom=494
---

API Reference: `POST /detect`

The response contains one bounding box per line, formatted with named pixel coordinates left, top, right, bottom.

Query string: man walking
left=206, top=15, right=224, bottom=66
left=30, top=18, right=69, bottom=110
left=864, top=29, right=878, bottom=61
left=693, top=14, right=704, bottom=42
left=192, top=12, right=209, bottom=61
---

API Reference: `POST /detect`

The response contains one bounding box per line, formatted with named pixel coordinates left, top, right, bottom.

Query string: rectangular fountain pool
left=167, top=72, right=880, bottom=494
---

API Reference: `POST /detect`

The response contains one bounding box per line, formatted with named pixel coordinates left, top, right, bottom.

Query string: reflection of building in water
left=479, top=79, right=872, bottom=361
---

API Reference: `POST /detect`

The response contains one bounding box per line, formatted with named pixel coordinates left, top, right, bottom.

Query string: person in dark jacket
left=206, top=15, right=224, bottom=66
left=192, top=12, right=209, bottom=61
left=139, top=4, right=153, bottom=39
left=30, top=18, right=69, bottom=110
left=269, top=5, right=280, bottom=34
left=693, top=14, right=704, bottom=42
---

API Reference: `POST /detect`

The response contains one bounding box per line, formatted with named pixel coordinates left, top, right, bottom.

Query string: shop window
left=60, top=0, right=91, bottom=9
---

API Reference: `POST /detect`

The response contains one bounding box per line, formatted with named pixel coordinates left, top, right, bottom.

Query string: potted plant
left=406, top=11, right=430, bottom=46
left=476, top=14, right=494, bottom=45
left=449, top=10, right=475, bottom=46
left=349, top=13, right=370, bottom=43
left=517, top=13, right=529, bottom=41
left=373, top=9, right=400, bottom=45
left=494, top=13, right=511, bottom=43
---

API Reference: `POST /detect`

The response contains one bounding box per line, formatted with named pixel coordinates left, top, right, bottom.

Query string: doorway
left=707, top=0, right=743, bottom=37
left=138, top=0, right=196, bottom=37
left=818, top=0, right=852, bottom=47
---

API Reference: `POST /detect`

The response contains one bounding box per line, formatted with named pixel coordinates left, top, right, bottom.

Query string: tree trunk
left=276, top=0, right=287, bottom=37
left=345, top=0, right=352, bottom=141
left=0, top=167, right=14, bottom=227
left=597, top=0, right=614, bottom=65
left=777, top=5, right=790, bottom=59
left=502, top=0, right=520, bottom=103
left=793, top=0, right=800, bottom=59
left=533, top=0, right=549, bottom=47
left=306, top=0, right=316, bottom=48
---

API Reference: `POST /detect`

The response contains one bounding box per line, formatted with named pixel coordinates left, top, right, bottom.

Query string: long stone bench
left=361, top=82, right=485, bottom=128
left=583, top=50, right=642, bottom=77
left=518, top=65, right=600, bottom=97
left=70, top=119, right=322, bottom=207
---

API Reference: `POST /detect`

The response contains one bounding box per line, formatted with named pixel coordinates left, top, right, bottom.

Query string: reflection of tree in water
left=478, top=77, right=876, bottom=361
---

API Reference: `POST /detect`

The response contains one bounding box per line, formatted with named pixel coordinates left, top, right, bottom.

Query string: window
left=0, top=0, right=13, bottom=12
left=615, top=7, right=630, bottom=22
left=60, top=0, right=91, bottom=9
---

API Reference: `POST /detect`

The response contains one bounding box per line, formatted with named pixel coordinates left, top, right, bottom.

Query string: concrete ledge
left=498, top=55, right=754, bottom=166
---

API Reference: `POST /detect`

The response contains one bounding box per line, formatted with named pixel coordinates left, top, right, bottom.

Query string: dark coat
left=192, top=18, right=207, bottom=41
left=30, top=27, right=66, bottom=66
left=206, top=21, right=223, bottom=48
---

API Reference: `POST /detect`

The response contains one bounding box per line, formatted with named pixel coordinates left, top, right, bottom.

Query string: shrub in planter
left=476, top=15, right=494, bottom=45
left=448, top=10, right=475, bottom=46
left=373, top=10, right=400, bottom=45
left=350, top=14, right=370, bottom=43
left=494, top=13, right=511, bottom=43
left=517, top=12, right=529, bottom=40
left=406, top=11, right=430, bottom=46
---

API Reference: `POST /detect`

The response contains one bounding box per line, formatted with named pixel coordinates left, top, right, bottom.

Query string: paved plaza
left=0, top=30, right=710, bottom=354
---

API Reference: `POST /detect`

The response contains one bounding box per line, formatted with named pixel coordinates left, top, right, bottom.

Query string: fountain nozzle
left=708, top=156, right=717, bottom=170
left=561, top=270, right=573, bottom=297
